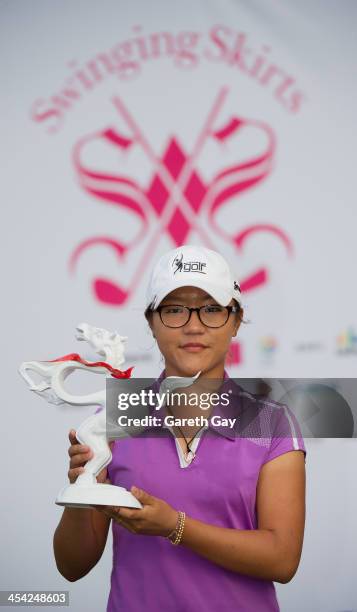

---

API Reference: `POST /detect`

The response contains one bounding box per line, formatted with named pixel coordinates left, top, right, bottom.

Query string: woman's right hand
left=67, top=429, right=114, bottom=484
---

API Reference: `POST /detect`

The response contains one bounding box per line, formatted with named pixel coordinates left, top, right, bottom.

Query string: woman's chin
left=175, top=359, right=207, bottom=378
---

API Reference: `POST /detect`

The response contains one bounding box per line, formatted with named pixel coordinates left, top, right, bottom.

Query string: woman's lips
left=180, top=344, right=208, bottom=352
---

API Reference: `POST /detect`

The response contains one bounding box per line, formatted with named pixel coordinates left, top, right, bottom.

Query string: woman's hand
left=67, top=429, right=114, bottom=484
left=93, top=486, right=178, bottom=537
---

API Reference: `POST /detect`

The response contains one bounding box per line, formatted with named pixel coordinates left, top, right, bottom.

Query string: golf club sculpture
left=18, top=323, right=202, bottom=510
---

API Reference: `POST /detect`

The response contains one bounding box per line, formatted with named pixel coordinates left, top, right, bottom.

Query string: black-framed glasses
left=155, top=304, right=239, bottom=328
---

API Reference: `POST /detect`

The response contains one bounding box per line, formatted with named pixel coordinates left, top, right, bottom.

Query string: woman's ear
left=232, top=308, right=243, bottom=336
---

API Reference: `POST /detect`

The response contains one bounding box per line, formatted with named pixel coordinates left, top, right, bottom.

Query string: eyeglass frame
left=155, top=303, right=240, bottom=328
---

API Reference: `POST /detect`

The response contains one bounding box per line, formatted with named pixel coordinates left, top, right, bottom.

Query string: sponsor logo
left=258, top=336, right=278, bottom=365
left=295, top=341, right=325, bottom=352
left=336, top=327, right=357, bottom=355
left=172, top=253, right=207, bottom=274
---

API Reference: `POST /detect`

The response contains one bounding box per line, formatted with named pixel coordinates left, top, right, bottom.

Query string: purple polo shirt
left=105, top=369, right=306, bottom=612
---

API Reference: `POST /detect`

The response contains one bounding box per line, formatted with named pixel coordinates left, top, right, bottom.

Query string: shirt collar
left=146, top=368, right=241, bottom=441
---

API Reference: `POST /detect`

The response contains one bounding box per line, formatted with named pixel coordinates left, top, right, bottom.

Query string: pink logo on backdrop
left=69, top=87, right=293, bottom=362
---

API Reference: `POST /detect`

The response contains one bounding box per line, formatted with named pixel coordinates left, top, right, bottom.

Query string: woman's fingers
left=69, top=451, right=93, bottom=468
left=68, top=429, right=78, bottom=444
left=93, top=504, right=120, bottom=518
left=68, top=429, right=93, bottom=467
left=67, top=429, right=94, bottom=483
left=68, top=466, right=85, bottom=483
left=68, top=444, right=92, bottom=457
left=96, top=506, right=137, bottom=532
left=67, top=429, right=114, bottom=485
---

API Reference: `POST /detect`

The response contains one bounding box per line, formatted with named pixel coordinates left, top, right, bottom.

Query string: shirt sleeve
left=262, top=403, right=307, bottom=465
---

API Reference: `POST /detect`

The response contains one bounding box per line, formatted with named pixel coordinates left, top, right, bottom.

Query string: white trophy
left=18, top=322, right=202, bottom=511
left=18, top=322, right=143, bottom=509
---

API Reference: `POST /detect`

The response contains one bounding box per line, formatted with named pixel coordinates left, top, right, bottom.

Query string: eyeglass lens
left=160, top=305, right=229, bottom=328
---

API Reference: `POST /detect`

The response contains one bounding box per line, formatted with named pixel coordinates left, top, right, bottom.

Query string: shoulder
left=224, top=380, right=307, bottom=463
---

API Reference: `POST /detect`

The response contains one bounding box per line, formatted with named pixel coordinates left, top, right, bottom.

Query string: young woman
left=53, top=245, right=306, bottom=612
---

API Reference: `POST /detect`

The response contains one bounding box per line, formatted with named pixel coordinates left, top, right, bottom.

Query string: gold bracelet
left=166, top=511, right=186, bottom=545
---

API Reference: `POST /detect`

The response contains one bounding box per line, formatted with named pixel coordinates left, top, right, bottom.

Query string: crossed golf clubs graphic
left=70, top=86, right=293, bottom=307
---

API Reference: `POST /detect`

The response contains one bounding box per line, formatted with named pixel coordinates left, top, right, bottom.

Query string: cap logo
left=233, top=280, right=241, bottom=292
left=172, top=253, right=207, bottom=275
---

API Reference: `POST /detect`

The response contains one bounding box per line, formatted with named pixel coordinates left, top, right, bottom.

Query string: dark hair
left=144, top=301, right=156, bottom=322
left=233, top=300, right=248, bottom=324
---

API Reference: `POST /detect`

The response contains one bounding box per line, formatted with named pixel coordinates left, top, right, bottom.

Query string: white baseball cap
left=145, top=245, right=243, bottom=310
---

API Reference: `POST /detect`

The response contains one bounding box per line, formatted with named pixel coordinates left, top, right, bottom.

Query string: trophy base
left=55, top=483, right=143, bottom=509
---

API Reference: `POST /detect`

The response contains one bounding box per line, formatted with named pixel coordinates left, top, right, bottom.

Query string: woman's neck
left=163, top=363, right=225, bottom=380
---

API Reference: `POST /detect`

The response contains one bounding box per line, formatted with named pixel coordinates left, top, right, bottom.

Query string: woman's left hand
left=92, top=486, right=178, bottom=537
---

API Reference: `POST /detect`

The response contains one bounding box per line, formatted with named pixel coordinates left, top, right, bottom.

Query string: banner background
left=2, top=1, right=357, bottom=609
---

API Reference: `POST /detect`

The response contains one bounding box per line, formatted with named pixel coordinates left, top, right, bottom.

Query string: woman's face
left=148, top=286, right=243, bottom=378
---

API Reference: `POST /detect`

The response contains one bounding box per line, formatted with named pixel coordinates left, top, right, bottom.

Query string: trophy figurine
left=18, top=322, right=143, bottom=509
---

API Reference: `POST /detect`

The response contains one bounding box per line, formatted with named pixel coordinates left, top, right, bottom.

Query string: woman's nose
left=185, top=309, right=205, bottom=329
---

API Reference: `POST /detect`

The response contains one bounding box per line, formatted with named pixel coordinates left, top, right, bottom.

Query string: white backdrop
left=2, top=1, right=357, bottom=610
